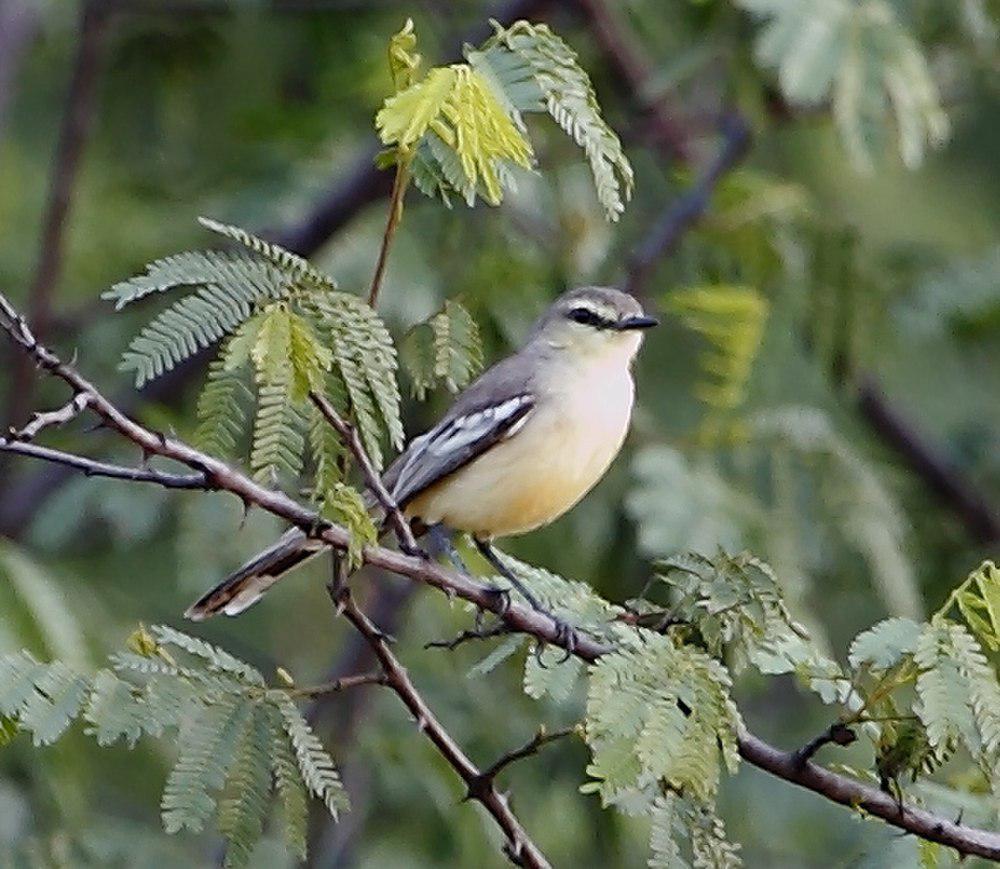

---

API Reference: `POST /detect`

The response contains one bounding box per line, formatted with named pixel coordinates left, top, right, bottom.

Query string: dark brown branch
left=5, top=299, right=1000, bottom=861
left=367, top=160, right=410, bottom=308
left=467, top=726, right=577, bottom=801
left=5, top=1, right=108, bottom=433
left=0, top=438, right=209, bottom=490
left=857, top=377, right=1000, bottom=544
left=308, top=391, right=421, bottom=555
left=425, top=622, right=511, bottom=650
left=792, top=722, right=857, bottom=767
left=290, top=671, right=388, bottom=698
left=624, top=113, right=751, bottom=299
left=330, top=583, right=552, bottom=869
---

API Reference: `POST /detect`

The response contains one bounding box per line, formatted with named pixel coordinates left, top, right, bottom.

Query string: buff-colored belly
left=406, top=366, right=634, bottom=538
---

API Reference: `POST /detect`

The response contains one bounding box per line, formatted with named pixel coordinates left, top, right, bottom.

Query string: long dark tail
left=184, top=528, right=325, bottom=621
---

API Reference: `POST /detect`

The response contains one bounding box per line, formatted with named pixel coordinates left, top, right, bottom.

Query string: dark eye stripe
left=567, top=306, right=611, bottom=328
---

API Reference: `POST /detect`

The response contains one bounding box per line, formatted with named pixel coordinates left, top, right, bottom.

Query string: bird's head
left=530, top=286, right=658, bottom=362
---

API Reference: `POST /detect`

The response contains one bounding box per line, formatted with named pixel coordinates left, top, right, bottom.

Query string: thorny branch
left=468, top=726, right=577, bottom=801
left=3, top=291, right=1000, bottom=861
left=329, top=578, right=552, bottom=869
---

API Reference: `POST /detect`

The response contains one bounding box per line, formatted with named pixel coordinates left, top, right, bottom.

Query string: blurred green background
left=0, top=0, right=998, bottom=866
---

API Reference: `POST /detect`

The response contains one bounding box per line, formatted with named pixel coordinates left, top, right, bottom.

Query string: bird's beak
left=615, top=315, right=659, bottom=331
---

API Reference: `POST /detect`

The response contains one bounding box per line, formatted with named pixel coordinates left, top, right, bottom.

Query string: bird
left=185, top=286, right=657, bottom=628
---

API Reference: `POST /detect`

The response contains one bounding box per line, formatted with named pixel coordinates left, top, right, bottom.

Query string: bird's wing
left=185, top=350, right=537, bottom=621
left=388, top=392, right=535, bottom=508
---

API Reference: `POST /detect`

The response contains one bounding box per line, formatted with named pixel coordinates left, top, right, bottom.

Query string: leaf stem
left=368, top=156, right=411, bottom=309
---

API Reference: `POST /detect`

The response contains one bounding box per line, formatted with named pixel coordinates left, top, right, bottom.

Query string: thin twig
left=8, top=393, right=91, bottom=441
left=467, top=726, right=577, bottom=801
left=0, top=438, right=208, bottom=489
left=792, top=722, right=857, bottom=767
left=289, top=671, right=388, bottom=698
left=4, top=292, right=1000, bottom=861
left=425, top=622, right=512, bottom=650
left=329, top=581, right=552, bottom=869
left=367, top=159, right=410, bottom=308
left=308, top=391, right=421, bottom=555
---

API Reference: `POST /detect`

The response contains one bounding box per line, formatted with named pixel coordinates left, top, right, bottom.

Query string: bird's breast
left=406, top=359, right=635, bottom=537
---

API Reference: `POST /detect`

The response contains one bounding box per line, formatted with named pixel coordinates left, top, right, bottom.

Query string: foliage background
left=0, top=0, right=998, bottom=866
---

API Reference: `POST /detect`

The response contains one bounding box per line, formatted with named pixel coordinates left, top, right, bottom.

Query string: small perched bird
left=186, top=286, right=657, bottom=623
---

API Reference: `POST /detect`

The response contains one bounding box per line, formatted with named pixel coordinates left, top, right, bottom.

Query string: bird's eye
left=568, top=306, right=600, bottom=326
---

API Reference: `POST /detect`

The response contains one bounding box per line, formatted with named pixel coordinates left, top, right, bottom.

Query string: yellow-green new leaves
left=387, top=18, right=421, bottom=91
left=376, top=19, right=633, bottom=220
left=377, top=64, right=534, bottom=205
left=949, top=560, right=1000, bottom=652
left=318, top=482, right=377, bottom=571
left=667, top=286, right=769, bottom=412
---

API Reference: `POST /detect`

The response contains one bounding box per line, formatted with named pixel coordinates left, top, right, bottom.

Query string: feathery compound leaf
left=102, top=250, right=290, bottom=311
left=947, top=622, right=1000, bottom=769
left=161, top=696, right=252, bottom=834
left=119, top=280, right=284, bottom=389
left=17, top=660, right=89, bottom=746
left=667, top=286, right=768, bottom=413
left=402, top=299, right=484, bottom=399
left=218, top=704, right=274, bottom=869
left=274, top=694, right=348, bottom=818
left=377, top=63, right=534, bottom=206
left=198, top=217, right=337, bottom=292
left=735, top=0, right=949, bottom=170
left=585, top=629, right=741, bottom=805
left=194, top=355, right=250, bottom=458
left=485, top=20, right=634, bottom=220
left=84, top=669, right=149, bottom=748
left=387, top=17, right=421, bottom=91
left=954, top=561, right=1000, bottom=652
left=849, top=617, right=922, bottom=671
left=271, top=728, right=309, bottom=860
left=319, top=483, right=377, bottom=571
left=150, top=625, right=265, bottom=686
left=914, top=622, right=979, bottom=764
left=309, top=293, right=404, bottom=468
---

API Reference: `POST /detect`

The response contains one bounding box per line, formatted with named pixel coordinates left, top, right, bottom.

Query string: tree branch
left=7, top=392, right=91, bottom=442
left=289, top=671, right=388, bottom=698
left=329, top=580, right=552, bottom=869
left=4, top=295, right=1000, bottom=861
left=5, top=0, right=108, bottom=434
left=468, top=726, right=577, bottom=801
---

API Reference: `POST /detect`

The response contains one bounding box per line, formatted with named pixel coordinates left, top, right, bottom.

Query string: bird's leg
left=473, top=538, right=578, bottom=660
left=425, top=525, right=511, bottom=626
left=424, top=523, right=471, bottom=575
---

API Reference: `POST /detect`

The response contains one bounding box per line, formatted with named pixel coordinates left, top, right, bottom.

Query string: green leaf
left=150, top=625, right=266, bottom=686
left=271, top=727, right=309, bottom=861
left=956, top=561, right=1000, bottom=651
left=218, top=704, right=274, bottom=868
left=387, top=18, right=421, bottom=91
left=848, top=617, right=922, bottom=671
left=402, top=299, right=484, bottom=399
left=486, top=20, right=634, bottom=220
left=274, top=694, right=348, bottom=818
left=18, top=661, right=89, bottom=746
left=319, top=483, right=377, bottom=571
left=194, top=355, right=250, bottom=458
left=161, top=696, right=252, bottom=834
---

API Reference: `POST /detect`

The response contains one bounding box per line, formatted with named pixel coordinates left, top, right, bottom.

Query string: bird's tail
left=184, top=528, right=325, bottom=621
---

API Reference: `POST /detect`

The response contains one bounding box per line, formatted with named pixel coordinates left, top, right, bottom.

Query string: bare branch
left=792, top=722, right=857, bottom=767
left=308, top=391, right=421, bottom=555
left=4, top=292, right=1000, bottom=861
left=425, top=622, right=511, bottom=651
left=289, top=671, right=388, bottom=698
left=5, top=0, right=108, bottom=433
left=468, top=726, right=577, bottom=801
left=330, top=581, right=553, bottom=869
left=8, top=392, right=91, bottom=442
left=0, top=438, right=208, bottom=490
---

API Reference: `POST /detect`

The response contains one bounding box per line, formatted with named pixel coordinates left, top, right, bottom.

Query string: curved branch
left=3, top=291, right=1000, bottom=862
